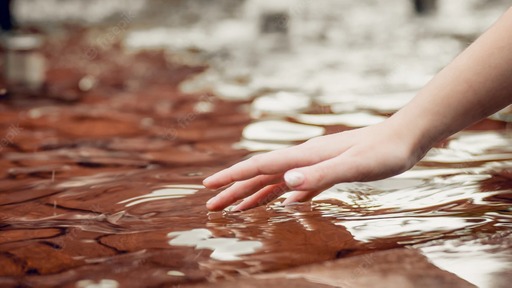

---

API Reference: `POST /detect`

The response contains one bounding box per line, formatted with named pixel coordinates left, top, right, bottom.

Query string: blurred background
left=2, top=0, right=511, bottom=101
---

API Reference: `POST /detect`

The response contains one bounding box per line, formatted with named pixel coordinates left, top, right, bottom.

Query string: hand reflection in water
left=205, top=7, right=512, bottom=211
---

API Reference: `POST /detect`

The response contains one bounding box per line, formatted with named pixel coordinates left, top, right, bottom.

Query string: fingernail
left=225, top=205, right=242, bottom=213
left=284, top=171, right=305, bottom=187
left=232, top=204, right=243, bottom=212
left=282, top=198, right=293, bottom=205
left=282, top=197, right=300, bottom=205
left=206, top=197, right=216, bottom=206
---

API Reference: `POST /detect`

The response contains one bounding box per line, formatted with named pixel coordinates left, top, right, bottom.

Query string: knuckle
left=319, top=166, right=334, bottom=186
left=248, top=154, right=264, bottom=166
left=348, top=158, right=371, bottom=182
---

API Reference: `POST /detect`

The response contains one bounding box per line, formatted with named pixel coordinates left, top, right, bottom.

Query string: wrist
left=379, top=112, right=436, bottom=163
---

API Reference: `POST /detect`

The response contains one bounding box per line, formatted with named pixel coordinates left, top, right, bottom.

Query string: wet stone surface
left=0, top=28, right=511, bottom=288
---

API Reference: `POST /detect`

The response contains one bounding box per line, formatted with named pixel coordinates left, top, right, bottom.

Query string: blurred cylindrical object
left=413, top=0, right=438, bottom=15
left=1, top=33, right=46, bottom=91
left=0, top=0, right=14, bottom=31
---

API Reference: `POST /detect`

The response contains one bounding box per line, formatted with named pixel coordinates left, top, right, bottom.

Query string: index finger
left=203, top=141, right=334, bottom=189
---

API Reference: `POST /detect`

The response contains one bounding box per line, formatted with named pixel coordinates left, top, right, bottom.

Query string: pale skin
left=204, top=7, right=512, bottom=212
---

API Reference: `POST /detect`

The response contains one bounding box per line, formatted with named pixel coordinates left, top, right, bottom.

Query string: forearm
left=388, top=7, right=512, bottom=158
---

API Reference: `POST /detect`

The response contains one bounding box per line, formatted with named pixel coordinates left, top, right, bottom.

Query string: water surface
left=0, top=28, right=511, bottom=288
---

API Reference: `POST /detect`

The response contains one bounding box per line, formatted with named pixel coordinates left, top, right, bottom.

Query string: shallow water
left=1, top=27, right=512, bottom=288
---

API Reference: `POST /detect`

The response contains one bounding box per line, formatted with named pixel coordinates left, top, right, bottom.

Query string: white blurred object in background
left=1, top=33, right=46, bottom=91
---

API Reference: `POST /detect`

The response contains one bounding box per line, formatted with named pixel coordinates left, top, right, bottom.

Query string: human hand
left=203, top=121, right=423, bottom=211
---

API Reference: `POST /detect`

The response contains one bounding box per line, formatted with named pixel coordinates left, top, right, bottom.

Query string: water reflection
left=251, top=92, right=311, bottom=116
left=417, top=231, right=512, bottom=288
left=242, top=120, right=325, bottom=142
left=168, top=228, right=262, bottom=261
left=293, top=112, right=387, bottom=127
left=119, top=184, right=203, bottom=207
left=340, top=217, right=489, bottom=243
left=76, top=279, right=119, bottom=288
left=234, top=139, right=291, bottom=152
left=319, top=92, right=415, bottom=114
left=424, top=132, right=512, bottom=164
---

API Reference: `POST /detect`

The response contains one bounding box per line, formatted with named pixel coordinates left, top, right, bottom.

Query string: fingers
left=283, top=153, right=367, bottom=192
left=233, top=182, right=290, bottom=211
left=203, top=139, right=340, bottom=189
left=282, top=190, right=320, bottom=205
left=206, top=174, right=282, bottom=211
left=208, top=152, right=365, bottom=211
